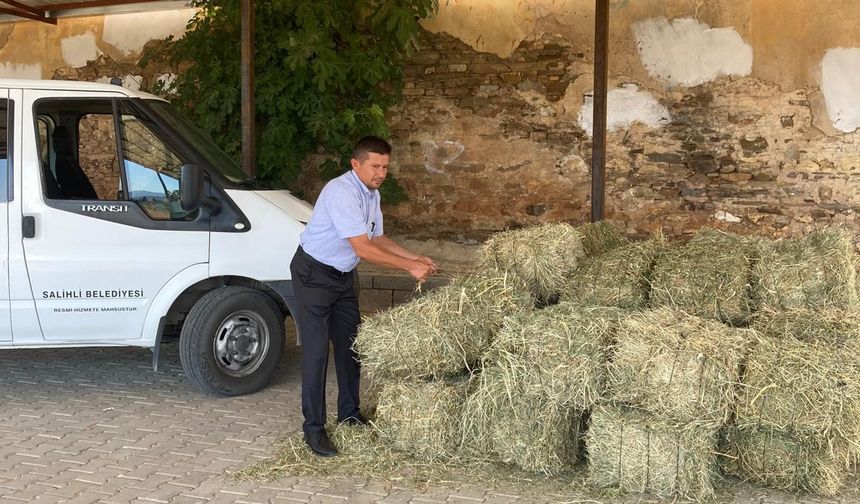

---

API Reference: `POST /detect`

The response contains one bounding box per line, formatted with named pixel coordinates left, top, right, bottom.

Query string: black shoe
left=338, top=413, right=368, bottom=426
left=304, top=430, right=337, bottom=457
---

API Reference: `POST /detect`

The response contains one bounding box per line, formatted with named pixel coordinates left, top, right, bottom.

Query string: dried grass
left=725, top=427, right=851, bottom=496
left=478, top=223, right=584, bottom=304
left=750, top=308, right=860, bottom=346
left=234, top=419, right=587, bottom=497
left=606, top=308, right=749, bottom=427
left=575, top=220, right=627, bottom=258
left=650, top=229, right=757, bottom=324
left=587, top=404, right=719, bottom=500
left=753, top=228, right=858, bottom=311
left=562, top=236, right=665, bottom=309
left=461, top=304, right=621, bottom=474
left=735, top=332, right=860, bottom=446
left=462, top=365, right=584, bottom=474
left=374, top=379, right=470, bottom=461
left=490, top=303, right=621, bottom=409
left=355, top=273, right=532, bottom=380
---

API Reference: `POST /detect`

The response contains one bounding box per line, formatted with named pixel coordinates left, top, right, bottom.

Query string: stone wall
left=373, top=8, right=860, bottom=240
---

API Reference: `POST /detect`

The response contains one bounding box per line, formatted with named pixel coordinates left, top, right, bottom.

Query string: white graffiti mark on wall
left=821, top=48, right=860, bottom=133
left=633, top=17, right=753, bottom=87
left=422, top=140, right=465, bottom=174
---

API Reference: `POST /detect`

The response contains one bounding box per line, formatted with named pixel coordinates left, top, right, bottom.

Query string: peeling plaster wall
left=102, top=10, right=190, bottom=56
left=371, top=0, right=860, bottom=239
left=0, top=8, right=194, bottom=83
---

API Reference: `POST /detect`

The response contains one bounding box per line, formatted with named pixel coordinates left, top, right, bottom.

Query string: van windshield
left=142, top=99, right=259, bottom=186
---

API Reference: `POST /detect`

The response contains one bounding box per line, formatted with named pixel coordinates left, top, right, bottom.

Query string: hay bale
left=725, top=427, right=851, bottom=496
left=461, top=365, right=583, bottom=474
left=491, top=302, right=621, bottom=409
left=478, top=223, right=584, bottom=304
left=355, top=273, right=532, bottom=380
left=753, top=228, right=858, bottom=311
left=587, top=405, right=718, bottom=500
left=575, top=220, right=627, bottom=257
left=374, top=379, right=469, bottom=461
left=750, top=308, right=860, bottom=346
left=650, top=229, right=757, bottom=324
left=562, top=236, right=665, bottom=309
left=735, top=333, right=860, bottom=443
left=461, top=304, right=621, bottom=473
left=607, top=308, right=748, bottom=427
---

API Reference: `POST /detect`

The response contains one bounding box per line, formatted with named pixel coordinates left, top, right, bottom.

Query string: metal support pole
left=240, top=0, right=256, bottom=176
left=591, top=0, right=609, bottom=222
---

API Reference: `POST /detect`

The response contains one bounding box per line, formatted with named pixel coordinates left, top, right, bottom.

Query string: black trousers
left=290, top=246, right=361, bottom=434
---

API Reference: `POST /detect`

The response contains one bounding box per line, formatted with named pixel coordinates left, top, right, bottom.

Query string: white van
left=0, top=79, right=311, bottom=396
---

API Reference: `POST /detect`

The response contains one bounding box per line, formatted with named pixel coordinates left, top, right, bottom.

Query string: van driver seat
left=52, top=125, right=98, bottom=200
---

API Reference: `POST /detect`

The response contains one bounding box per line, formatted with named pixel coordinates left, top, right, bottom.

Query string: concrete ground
left=1, top=334, right=859, bottom=504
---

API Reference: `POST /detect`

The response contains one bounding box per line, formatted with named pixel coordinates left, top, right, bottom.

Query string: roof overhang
left=0, top=0, right=189, bottom=24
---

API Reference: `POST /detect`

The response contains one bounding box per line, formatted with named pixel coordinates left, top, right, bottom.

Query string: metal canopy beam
left=240, top=0, right=255, bottom=176
left=0, top=5, right=54, bottom=23
left=0, top=0, right=45, bottom=17
left=591, top=0, right=609, bottom=223
left=0, top=0, right=164, bottom=24
left=46, top=0, right=162, bottom=10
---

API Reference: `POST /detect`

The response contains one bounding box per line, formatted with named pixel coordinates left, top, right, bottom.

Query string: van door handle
left=22, top=216, right=35, bottom=238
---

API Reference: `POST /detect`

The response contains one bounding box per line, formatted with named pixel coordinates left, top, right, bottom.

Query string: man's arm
left=348, top=235, right=434, bottom=281
left=373, top=235, right=438, bottom=272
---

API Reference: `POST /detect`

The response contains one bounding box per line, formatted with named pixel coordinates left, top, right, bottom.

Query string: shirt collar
left=349, top=169, right=373, bottom=196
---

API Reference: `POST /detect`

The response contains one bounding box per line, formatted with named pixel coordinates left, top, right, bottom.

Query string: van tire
left=179, top=286, right=285, bottom=396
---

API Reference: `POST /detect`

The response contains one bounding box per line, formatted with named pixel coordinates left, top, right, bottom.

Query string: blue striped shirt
left=300, top=170, right=383, bottom=272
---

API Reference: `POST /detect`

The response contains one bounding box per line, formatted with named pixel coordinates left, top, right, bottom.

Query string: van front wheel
left=179, top=286, right=285, bottom=396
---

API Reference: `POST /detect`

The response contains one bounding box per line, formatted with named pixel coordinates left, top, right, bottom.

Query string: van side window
left=119, top=114, right=193, bottom=221
left=34, top=99, right=195, bottom=222
left=0, top=100, right=9, bottom=203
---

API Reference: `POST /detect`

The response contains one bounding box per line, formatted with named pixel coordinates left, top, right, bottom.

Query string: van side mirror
left=180, top=163, right=204, bottom=212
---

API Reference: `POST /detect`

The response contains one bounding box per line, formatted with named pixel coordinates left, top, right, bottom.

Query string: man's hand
left=408, top=259, right=434, bottom=282
left=417, top=255, right=438, bottom=274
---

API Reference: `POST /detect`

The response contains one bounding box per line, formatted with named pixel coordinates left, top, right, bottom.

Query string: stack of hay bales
left=727, top=311, right=860, bottom=495
left=477, top=222, right=589, bottom=305
left=588, top=308, right=749, bottom=500
left=562, top=235, right=665, bottom=309
left=352, top=223, right=860, bottom=499
left=725, top=227, right=860, bottom=495
left=651, top=230, right=758, bottom=325
left=752, top=228, right=858, bottom=311
left=355, top=273, right=532, bottom=459
left=463, top=303, right=621, bottom=474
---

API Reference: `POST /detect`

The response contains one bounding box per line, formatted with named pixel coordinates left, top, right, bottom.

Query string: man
left=290, top=136, right=437, bottom=457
